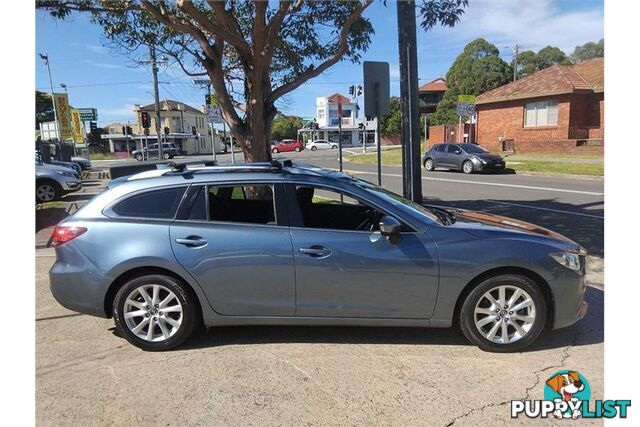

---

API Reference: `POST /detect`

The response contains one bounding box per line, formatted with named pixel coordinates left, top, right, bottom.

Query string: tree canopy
left=271, top=114, right=303, bottom=141
left=570, top=39, right=604, bottom=63
left=430, top=38, right=511, bottom=126
left=35, top=90, right=54, bottom=130
left=515, top=45, right=570, bottom=78
left=37, top=0, right=470, bottom=162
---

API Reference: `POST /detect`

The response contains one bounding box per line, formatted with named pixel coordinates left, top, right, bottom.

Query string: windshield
left=460, top=144, right=488, bottom=154
left=352, top=178, right=442, bottom=225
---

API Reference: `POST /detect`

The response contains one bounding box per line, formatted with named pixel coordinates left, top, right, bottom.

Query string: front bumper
left=477, top=160, right=506, bottom=172
left=551, top=269, right=588, bottom=329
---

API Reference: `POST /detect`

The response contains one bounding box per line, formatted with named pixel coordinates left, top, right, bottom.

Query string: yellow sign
left=53, top=93, right=73, bottom=141
left=71, top=109, right=84, bottom=143
left=209, top=95, right=219, bottom=107
left=458, top=95, right=476, bottom=103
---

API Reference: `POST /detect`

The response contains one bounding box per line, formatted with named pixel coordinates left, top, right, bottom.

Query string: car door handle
left=175, top=236, right=207, bottom=247
left=299, top=246, right=332, bottom=258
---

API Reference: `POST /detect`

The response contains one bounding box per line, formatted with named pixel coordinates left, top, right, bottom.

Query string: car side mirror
left=379, top=215, right=402, bottom=236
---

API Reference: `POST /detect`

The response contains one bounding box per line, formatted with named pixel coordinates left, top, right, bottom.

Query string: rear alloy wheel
left=163, top=152, right=171, bottom=160
left=272, top=148, right=279, bottom=153
left=462, top=160, right=474, bottom=174
left=36, top=180, right=60, bottom=203
left=135, top=154, right=143, bottom=161
left=424, top=158, right=434, bottom=171
left=460, top=274, right=546, bottom=352
left=294, top=147, right=301, bottom=152
left=113, top=274, right=200, bottom=351
left=331, top=145, right=338, bottom=149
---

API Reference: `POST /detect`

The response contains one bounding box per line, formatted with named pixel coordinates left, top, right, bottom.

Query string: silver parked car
left=36, top=162, right=82, bottom=203
left=49, top=161, right=587, bottom=352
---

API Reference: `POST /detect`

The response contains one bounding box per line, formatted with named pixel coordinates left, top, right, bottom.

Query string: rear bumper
left=49, top=242, right=109, bottom=318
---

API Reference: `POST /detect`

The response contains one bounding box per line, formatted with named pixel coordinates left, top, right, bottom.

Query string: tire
left=459, top=274, right=547, bottom=352
left=36, top=179, right=61, bottom=203
left=163, top=152, right=171, bottom=160
left=113, top=274, right=201, bottom=351
left=462, top=160, right=474, bottom=174
left=135, top=154, right=143, bottom=161
left=331, top=145, right=338, bottom=149
left=311, top=146, right=317, bottom=151
left=424, top=158, right=434, bottom=171
left=272, top=148, right=279, bottom=153
left=294, top=147, right=301, bottom=152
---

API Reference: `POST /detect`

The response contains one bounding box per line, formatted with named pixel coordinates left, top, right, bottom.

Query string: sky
left=35, top=0, right=604, bottom=129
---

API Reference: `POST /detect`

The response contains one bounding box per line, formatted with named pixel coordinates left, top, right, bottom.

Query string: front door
left=170, top=183, right=296, bottom=316
left=286, top=184, right=439, bottom=318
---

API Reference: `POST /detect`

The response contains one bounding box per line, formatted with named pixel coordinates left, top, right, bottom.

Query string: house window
left=317, top=109, right=325, bottom=120
left=524, top=100, right=558, bottom=127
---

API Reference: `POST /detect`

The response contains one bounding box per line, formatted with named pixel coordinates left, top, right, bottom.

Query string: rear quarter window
left=113, top=187, right=187, bottom=219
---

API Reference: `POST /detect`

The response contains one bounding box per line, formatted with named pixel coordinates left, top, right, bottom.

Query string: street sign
left=206, top=105, right=222, bottom=123
left=363, top=61, right=390, bottom=117
left=456, top=94, right=476, bottom=117
left=78, top=108, right=98, bottom=121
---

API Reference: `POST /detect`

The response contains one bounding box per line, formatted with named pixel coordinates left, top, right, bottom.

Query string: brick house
left=475, top=57, right=603, bottom=153
left=419, top=77, right=446, bottom=115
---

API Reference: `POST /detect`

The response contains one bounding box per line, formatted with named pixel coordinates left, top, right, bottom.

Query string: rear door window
left=113, top=187, right=186, bottom=219
left=447, top=145, right=460, bottom=153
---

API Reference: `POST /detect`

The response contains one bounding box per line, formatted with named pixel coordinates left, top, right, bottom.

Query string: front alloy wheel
left=424, top=158, right=434, bottom=171
left=462, top=160, right=474, bottom=174
left=460, top=274, right=546, bottom=352
left=113, top=274, right=200, bottom=351
left=310, top=146, right=317, bottom=151
left=36, top=181, right=60, bottom=203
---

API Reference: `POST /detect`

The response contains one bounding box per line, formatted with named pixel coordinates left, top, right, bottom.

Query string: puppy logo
left=544, top=370, right=590, bottom=419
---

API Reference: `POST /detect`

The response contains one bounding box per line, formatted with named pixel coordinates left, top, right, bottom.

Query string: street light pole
left=507, top=44, right=521, bottom=82
left=150, top=44, right=164, bottom=160
left=39, top=53, right=61, bottom=142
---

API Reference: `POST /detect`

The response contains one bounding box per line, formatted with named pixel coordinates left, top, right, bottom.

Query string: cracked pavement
left=36, top=251, right=603, bottom=426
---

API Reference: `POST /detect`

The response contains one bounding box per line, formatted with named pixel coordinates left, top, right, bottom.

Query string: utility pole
left=396, top=0, right=422, bottom=204
left=150, top=44, right=164, bottom=160
left=507, top=44, right=521, bottom=82
left=39, top=53, right=61, bottom=142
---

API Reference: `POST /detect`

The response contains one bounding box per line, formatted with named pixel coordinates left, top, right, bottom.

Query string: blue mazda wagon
left=50, top=161, right=587, bottom=352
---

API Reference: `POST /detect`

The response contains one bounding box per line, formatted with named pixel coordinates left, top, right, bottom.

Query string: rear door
left=170, top=182, right=296, bottom=316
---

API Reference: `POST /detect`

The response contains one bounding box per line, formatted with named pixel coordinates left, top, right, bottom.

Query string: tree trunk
left=234, top=101, right=276, bottom=163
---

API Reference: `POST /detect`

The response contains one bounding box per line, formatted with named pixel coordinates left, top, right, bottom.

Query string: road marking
left=342, top=169, right=604, bottom=196
left=483, top=201, right=604, bottom=219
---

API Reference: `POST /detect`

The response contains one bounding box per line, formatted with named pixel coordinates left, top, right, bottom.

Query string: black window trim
left=104, top=184, right=190, bottom=221
left=282, top=181, right=419, bottom=234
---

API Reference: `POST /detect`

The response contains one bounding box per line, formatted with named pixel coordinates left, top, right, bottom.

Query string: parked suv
left=36, top=162, right=82, bottom=203
left=50, top=161, right=587, bottom=352
left=423, top=143, right=505, bottom=174
left=132, top=143, right=178, bottom=161
left=271, top=139, right=304, bottom=153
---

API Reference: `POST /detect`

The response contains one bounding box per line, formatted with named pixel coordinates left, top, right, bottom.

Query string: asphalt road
left=37, top=154, right=605, bottom=425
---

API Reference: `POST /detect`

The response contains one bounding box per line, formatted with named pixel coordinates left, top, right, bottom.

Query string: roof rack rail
left=270, top=159, right=293, bottom=169
left=170, top=160, right=218, bottom=172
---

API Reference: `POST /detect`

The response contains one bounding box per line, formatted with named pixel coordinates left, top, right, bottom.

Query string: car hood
left=441, top=207, right=581, bottom=250
left=36, top=163, right=74, bottom=174
left=472, top=153, right=503, bottom=162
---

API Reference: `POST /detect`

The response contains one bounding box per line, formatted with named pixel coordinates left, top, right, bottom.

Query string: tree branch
left=266, top=0, right=373, bottom=104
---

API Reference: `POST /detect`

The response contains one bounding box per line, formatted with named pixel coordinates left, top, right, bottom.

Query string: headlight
left=56, top=170, right=74, bottom=178
left=475, top=157, right=486, bottom=164
left=550, top=252, right=581, bottom=271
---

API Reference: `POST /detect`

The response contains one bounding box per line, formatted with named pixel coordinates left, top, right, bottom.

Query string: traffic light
left=358, top=122, right=364, bottom=130
left=140, top=111, right=151, bottom=129
left=349, top=85, right=354, bottom=96
left=192, top=126, right=197, bottom=135
left=164, top=127, right=170, bottom=136
left=89, top=121, right=97, bottom=132
left=127, top=125, right=133, bottom=135
left=122, top=126, right=126, bottom=135
left=357, top=85, right=363, bottom=96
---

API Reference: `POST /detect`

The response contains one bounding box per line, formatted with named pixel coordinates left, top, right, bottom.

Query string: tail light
left=52, top=226, right=87, bottom=246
